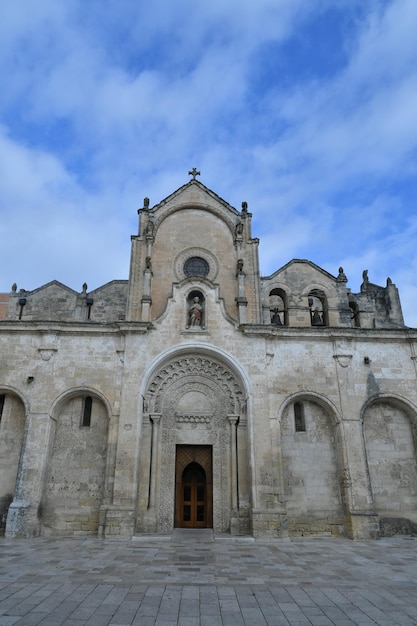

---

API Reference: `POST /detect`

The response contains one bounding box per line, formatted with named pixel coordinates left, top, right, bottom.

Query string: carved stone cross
left=188, top=167, right=201, bottom=180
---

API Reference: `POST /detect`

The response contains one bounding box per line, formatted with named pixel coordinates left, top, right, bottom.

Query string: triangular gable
left=263, top=259, right=337, bottom=282
left=150, top=179, right=241, bottom=219
left=24, top=280, right=79, bottom=296
left=89, top=280, right=128, bottom=295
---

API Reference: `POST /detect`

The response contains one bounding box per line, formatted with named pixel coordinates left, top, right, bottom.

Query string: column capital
left=149, top=413, right=161, bottom=424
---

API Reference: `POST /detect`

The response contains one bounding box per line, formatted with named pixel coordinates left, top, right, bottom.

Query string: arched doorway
left=175, top=445, right=212, bottom=528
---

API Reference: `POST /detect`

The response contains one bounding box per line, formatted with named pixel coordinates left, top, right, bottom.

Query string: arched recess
left=269, top=288, right=288, bottom=326
left=152, top=202, right=238, bottom=238
left=308, top=289, right=328, bottom=326
left=186, top=289, right=205, bottom=329
left=136, top=347, right=250, bottom=535
left=41, top=388, right=111, bottom=536
left=0, top=388, right=27, bottom=535
left=349, top=300, right=361, bottom=327
left=279, top=393, right=345, bottom=536
left=301, top=283, right=332, bottom=327
left=362, top=395, right=417, bottom=535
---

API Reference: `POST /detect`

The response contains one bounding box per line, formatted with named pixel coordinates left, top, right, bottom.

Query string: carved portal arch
left=145, top=354, right=244, bottom=415
left=137, top=350, right=249, bottom=535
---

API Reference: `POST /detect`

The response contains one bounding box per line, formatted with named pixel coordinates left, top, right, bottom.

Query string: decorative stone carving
left=235, top=222, right=243, bottom=241
left=337, top=267, right=348, bottom=282
left=175, top=414, right=212, bottom=425
left=333, top=354, right=353, bottom=368
left=146, top=355, right=243, bottom=414
left=340, top=468, right=351, bottom=489
left=38, top=347, right=58, bottom=361
left=145, top=220, right=154, bottom=237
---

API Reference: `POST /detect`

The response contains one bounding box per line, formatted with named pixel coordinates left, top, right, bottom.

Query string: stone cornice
left=239, top=324, right=417, bottom=341
left=0, top=320, right=151, bottom=335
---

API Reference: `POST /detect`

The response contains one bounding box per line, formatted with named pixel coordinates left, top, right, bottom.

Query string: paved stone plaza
left=1, top=530, right=417, bottom=625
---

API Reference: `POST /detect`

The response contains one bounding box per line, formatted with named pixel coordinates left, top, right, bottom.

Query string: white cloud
left=0, top=126, right=133, bottom=291
left=0, top=0, right=416, bottom=325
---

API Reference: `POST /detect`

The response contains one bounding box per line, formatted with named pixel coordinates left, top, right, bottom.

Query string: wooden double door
left=175, top=445, right=213, bottom=528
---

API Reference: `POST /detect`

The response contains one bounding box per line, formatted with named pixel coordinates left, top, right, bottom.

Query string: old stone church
left=1, top=174, right=417, bottom=540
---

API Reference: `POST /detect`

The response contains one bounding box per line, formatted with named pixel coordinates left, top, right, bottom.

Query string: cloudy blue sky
left=1, top=0, right=416, bottom=325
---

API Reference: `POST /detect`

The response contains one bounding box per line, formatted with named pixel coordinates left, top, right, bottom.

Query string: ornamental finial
left=188, top=167, right=201, bottom=180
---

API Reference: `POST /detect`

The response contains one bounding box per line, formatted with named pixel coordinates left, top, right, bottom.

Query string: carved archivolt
left=145, top=355, right=243, bottom=415
left=152, top=203, right=237, bottom=238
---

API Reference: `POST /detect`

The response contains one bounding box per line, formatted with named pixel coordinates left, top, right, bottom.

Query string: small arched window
left=294, top=402, right=306, bottom=432
left=81, top=396, right=92, bottom=428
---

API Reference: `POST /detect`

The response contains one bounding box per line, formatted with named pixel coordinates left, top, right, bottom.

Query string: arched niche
left=279, top=393, right=345, bottom=537
left=362, top=396, right=417, bottom=535
left=186, top=289, right=205, bottom=329
left=0, top=390, right=27, bottom=535
left=41, top=389, right=111, bottom=536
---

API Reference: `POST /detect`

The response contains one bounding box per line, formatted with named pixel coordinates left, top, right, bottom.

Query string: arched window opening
left=81, top=396, right=92, bottom=428
left=294, top=402, right=306, bottom=432
left=269, top=289, right=288, bottom=326
left=186, top=290, right=205, bottom=329
left=349, top=301, right=360, bottom=328
left=0, top=394, right=5, bottom=423
left=86, top=297, right=94, bottom=320
left=308, top=290, right=328, bottom=326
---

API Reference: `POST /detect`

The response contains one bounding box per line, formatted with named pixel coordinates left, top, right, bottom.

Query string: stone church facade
left=1, top=175, right=417, bottom=540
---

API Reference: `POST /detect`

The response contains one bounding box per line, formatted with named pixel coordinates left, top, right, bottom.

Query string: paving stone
left=0, top=535, right=416, bottom=625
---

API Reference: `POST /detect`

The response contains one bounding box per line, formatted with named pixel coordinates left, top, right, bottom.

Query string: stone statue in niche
left=188, top=297, right=203, bottom=327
